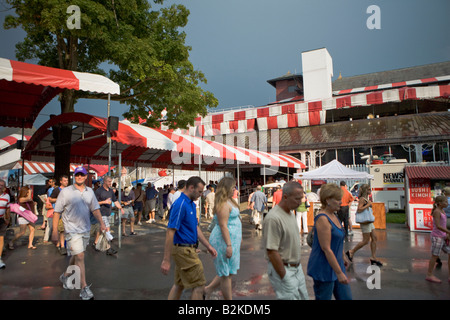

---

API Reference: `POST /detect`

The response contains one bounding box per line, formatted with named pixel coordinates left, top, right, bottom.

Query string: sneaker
left=106, top=247, right=117, bottom=255
left=79, top=284, right=94, bottom=300
left=0, top=259, right=5, bottom=269
left=59, top=273, right=71, bottom=289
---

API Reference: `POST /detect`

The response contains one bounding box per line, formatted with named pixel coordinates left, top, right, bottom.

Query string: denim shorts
left=122, top=206, right=135, bottom=219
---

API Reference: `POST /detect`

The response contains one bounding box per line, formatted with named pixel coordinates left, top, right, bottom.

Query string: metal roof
left=405, top=165, right=450, bottom=179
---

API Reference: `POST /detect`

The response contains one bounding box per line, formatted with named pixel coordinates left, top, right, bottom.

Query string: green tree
left=4, top=0, right=218, bottom=179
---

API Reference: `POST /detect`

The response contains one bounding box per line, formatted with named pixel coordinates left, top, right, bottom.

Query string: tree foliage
left=4, top=0, right=218, bottom=128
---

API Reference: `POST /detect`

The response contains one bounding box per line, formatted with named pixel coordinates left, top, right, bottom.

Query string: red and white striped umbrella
left=0, top=57, right=120, bottom=128
left=23, top=112, right=305, bottom=170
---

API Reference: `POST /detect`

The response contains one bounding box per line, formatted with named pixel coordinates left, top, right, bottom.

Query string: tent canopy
left=23, top=112, right=305, bottom=171
left=294, top=160, right=373, bottom=180
left=0, top=57, right=120, bottom=128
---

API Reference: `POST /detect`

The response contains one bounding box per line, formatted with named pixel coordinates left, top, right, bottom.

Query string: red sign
left=413, top=207, right=433, bottom=231
left=409, top=178, right=432, bottom=204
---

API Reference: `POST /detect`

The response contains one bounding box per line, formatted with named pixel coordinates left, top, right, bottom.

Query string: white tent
left=293, top=160, right=374, bottom=180
left=23, top=173, right=48, bottom=186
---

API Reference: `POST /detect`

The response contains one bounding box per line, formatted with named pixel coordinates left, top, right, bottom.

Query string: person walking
left=49, top=175, right=69, bottom=255
left=160, top=176, right=217, bottom=300
left=121, top=186, right=136, bottom=236
left=0, top=179, right=11, bottom=269
left=263, top=181, right=309, bottom=300
left=272, top=185, right=282, bottom=207
left=204, top=177, right=242, bottom=300
left=346, top=184, right=382, bottom=266
left=52, top=166, right=106, bottom=300
left=133, top=183, right=145, bottom=225
left=425, top=195, right=450, bottom=283
left=295, top=192, right=309, bottom=234
left=307, top=183, right=352, bottom=300
left=337, top=181, right=354, bottom=237
left=94, top=176, right=125, bottom=255
left=8, top=186, right=37, bottom=250
left=204, top=186, right=215, bottom=220
left=145, top=183, right=157, bottom=224
left=251, top=186, right=267, bottom=230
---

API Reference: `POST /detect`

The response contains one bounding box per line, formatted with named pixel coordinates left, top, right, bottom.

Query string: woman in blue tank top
left=307, top=183, right=352, bottom=300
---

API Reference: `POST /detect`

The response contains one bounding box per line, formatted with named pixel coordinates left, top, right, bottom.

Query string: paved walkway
left=0, top=211, right=449, bottom=300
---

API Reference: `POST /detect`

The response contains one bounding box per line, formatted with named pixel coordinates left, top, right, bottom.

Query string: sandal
left=370, top=259, right=383, bottom=267
left=28, top=246, right=37, bottom=250
left=345, top=251, right=353, bottom=262
left=130, top=232, right=137, bottom=235
left=425, top=276, right=441, bottom=283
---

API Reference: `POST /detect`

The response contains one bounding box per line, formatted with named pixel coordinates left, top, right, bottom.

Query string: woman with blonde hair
left=307, top=183, right=352, bottom=300
left=346, top=184, right=382, bottom=266
left=204, top=177, right=242, bottom=300
left=9, top=186, right=37, bottom=250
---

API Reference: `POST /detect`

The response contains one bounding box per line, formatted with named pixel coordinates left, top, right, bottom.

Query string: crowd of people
left=1, top=171, right=450, bottom=301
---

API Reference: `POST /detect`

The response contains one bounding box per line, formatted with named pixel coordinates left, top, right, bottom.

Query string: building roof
left=267, top=72, right=303, bottom=88
left=405, top=165, right=450, bottom=180
left=221, top=112, right=450, bottom=151
left=332, top=61, right=450, bottom=92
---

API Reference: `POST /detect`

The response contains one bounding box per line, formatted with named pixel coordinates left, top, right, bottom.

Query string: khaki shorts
left=58, top=219, right=65, bottom=233
left=65, top=232, right=90, bottom=256
left=172, top=245, right=206, bottom=289
left=360, top=222, right=375, bottom=234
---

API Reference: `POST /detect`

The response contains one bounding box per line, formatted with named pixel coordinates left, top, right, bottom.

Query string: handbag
left=9, top=203, right=38, bottom=224
left=355, top=207, right=375, bottom=224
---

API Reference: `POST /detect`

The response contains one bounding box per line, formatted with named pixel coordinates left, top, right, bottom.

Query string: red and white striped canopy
left=189, top=83, right=450, bottom=136
left=13, top=161, right=78, bottom=175
left=22, top=112, right=305, bottom=170
left=0, top=57, right=120, bottom=128
left=0, top=134, right=31, bottom=151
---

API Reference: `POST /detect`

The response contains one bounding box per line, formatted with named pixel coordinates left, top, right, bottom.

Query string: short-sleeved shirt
left=263, top=205, right=301, bottom=265
left=205, top=192, right=215, bottom=206
left=54, top=185, right=100, bottom=234
left=50, top=187, right=62, bottom=209
left=167, top=192, right=198, bottom=245
left=95, top=186, right=117, bottom=217
left=251, top=191, right=267, bottom=212
left=146, top=187, right=157, bottom=200
left=341, top=187, right=354, bottom=207
left=0, top=192, right=10, bottom=218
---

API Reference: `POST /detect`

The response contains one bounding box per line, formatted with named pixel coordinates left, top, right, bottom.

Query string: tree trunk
left=52, top=89, right=75, bottom=182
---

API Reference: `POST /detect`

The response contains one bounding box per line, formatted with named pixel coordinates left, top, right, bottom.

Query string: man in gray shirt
left=53, top=167, right=106, bottom=300
left=250, top=185, right=267, bottom=230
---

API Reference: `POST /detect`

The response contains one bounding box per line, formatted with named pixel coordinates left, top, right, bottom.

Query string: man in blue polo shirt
left=160, top=176, right=217, bottom=300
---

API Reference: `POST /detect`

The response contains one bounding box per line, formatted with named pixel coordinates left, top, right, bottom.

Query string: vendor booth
left=294, top=160, right=386, bottom=229
left=405, top=165, right=450, bottom=232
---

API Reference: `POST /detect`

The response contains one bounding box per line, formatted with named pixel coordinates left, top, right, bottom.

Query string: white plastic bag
left=96, top=232, right=111, bottom=252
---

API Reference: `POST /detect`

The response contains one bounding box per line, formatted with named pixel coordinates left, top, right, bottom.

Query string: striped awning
left=0, top=134, right=31, bottom=151
left=405, top=165, right=450, bottom=180
left=188, top=83, right=450, bottom=137
left=0, top=57, right=120, bottom=128
left=22, top=112, right=305, bottom=170
left=13, top=161, right=78, bottom=175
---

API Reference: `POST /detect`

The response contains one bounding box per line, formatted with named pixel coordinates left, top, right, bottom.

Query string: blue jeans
left=313, top=279, right=352, bottom=300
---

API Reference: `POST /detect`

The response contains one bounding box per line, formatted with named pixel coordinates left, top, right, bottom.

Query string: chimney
left=301, top=48, right=333, bottom=102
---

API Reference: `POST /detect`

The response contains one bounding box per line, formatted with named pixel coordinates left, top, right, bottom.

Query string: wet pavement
left=0, top=210, right=449, bottom=300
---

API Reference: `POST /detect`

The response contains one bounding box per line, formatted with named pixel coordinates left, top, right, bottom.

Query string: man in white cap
left=52, top=166, right=106, bottom=300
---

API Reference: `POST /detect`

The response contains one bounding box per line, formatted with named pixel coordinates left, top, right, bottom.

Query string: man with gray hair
left=250, top=185, right=267, bottom=230
left=263, top=181, right=309, bottom=300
